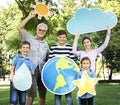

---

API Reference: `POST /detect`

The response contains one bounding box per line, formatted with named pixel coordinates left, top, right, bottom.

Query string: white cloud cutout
left=67, top=8, right=117, bottom=35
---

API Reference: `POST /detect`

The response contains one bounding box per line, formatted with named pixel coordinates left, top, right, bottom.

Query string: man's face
left=37, top=26, right=46, bottom=39
left=57, top=34, right=67, bottom=46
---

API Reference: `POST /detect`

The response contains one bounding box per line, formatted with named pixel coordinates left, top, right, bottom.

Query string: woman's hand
left=107, top=28, right=111, bottom=35
left=75, top=34, right=80, bottom=40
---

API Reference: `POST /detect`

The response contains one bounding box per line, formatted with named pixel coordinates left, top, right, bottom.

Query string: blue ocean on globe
left=42, top=57, right=79, bottom=95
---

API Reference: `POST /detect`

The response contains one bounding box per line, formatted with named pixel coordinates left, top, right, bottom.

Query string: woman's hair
left=81, top=57, right=91, bottom=64
left=82, top=36, right=91, bottom=44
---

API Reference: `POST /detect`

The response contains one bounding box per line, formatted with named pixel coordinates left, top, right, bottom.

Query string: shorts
left=27, top=66, right=47, bottom=98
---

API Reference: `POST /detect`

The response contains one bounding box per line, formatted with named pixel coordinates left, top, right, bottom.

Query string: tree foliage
left=0, top=0, right=120, bottom=80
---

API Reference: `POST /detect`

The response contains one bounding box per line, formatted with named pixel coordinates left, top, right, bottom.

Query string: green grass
left=0, top=83, right=120, bottom=105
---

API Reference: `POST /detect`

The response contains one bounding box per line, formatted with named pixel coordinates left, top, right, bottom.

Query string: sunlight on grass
left=0, top=83, right=120, bottom=105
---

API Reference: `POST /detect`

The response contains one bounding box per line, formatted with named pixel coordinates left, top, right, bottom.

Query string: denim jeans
left=54, top=92, right=73, bottom=105
left=10, top=81, right=26, bottom=105
left=77, top=96, right=95, bottom=105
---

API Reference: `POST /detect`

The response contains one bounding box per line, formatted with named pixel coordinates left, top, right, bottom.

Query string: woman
left=72, top=29, right=111, bottom=105
left=72, top=29, right=111, bottom=71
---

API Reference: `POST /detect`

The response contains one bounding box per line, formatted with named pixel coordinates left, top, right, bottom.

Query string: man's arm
left=17, top=10, right=36, bottom=35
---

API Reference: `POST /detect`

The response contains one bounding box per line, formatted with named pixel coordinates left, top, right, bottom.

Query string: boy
left=49, top=30, right=75, bottom=105
left=10, top=41, right=34, bottom=105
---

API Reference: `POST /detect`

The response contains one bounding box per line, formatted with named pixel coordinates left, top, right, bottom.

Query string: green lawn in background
left=0, top=83, right=120, bottom=105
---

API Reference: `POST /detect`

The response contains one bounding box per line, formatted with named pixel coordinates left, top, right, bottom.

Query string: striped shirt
left=49, top=43, right=75, bottom=61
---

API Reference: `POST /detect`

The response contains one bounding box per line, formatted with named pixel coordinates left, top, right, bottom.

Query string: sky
left=0, top=0, right=14, bottom=8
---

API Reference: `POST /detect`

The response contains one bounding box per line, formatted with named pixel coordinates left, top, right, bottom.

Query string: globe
left=42, top=57, right=79, bottom=95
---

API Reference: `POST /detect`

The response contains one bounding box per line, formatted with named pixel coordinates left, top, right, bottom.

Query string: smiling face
left=57, top=34, right=67, bottom=46
left=83, top=39, right=92, bottom=51
left=20, top=44, right=30, bottom=57
left=81, top=59, right=91, bottom=71
left=36, top=23, right=47, bottom=40
left=37, top=25, right=47, bottom=40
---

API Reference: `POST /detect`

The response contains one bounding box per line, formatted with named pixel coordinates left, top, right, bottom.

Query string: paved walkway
left=0, top=79, right=10, bottom=85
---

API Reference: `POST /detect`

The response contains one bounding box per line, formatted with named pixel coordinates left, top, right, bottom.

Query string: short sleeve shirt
left=11, top=54, right=34, bottom=74
left=19, top=29, right=49, bottom=70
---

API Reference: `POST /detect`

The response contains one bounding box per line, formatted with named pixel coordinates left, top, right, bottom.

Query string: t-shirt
left=11, top=54, right=34, bottom=74
left=49, top=43, right=75, bottom=61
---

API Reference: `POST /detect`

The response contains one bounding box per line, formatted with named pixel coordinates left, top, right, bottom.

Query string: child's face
left=57, top=34, right=67, bottom=46
left=81, top=60, right=90, bottom=70
left=20, top=44, right=30, bottom=56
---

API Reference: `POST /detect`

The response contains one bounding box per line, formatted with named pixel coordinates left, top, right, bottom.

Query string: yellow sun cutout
left=32, top=0, right=50, bottom=19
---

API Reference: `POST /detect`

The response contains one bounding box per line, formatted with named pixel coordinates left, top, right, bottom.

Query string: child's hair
left=57, top=30, right=67, bottom=37
left=81, top=57, right=91, bottom=64
left=82, top=36, right=91, bottom=44
left=20, top=41, right=30, bottom=48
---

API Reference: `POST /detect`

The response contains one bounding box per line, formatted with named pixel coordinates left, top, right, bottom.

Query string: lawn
left=0, top=83, right=120, bottom=105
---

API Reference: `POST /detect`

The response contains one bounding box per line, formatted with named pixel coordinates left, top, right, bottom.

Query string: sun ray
left=32, top=0, right=50, bottom=19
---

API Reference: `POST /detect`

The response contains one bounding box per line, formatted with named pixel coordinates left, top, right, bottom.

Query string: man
left=17, top=10, right=49, bottom=105
left=49, top=30, right=75, bottom=105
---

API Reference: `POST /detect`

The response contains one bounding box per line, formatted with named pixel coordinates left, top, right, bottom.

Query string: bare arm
left=17, top=10, right=36, bottom=35
left=10, top=65, right=15, bottom=81
left=96, top=28, right=111, bottom=54
left=72, top=35, right=80, bottom=56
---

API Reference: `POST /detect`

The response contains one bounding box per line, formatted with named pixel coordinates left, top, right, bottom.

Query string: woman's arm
left=96, top=29, right=111, bottom=54
left=72, top=35, right=81, bottom=56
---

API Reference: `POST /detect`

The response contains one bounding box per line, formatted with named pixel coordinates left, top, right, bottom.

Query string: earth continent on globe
left=42, top=57, right=79, bottom=95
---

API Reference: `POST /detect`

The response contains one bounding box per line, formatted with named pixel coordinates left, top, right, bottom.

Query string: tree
left=93, top=0, right=120, bottom=79
left=0, top=2, right=22, bottom=79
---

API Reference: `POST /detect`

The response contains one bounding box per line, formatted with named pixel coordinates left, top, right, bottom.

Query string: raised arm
left=72, top=35, right=80, bottom=56
left=17, top=10, right=36, bottom=35
left=96, top=29, right=111, bottom=54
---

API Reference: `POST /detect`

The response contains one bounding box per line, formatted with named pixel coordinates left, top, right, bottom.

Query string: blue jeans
left=77, top=96, right=95, bottom=105
left=54, top=92, right=73, bottom=105
left=10, top=81, right=26, bottom=105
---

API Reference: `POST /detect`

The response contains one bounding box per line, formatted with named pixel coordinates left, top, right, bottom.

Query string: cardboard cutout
left=32, top=0, right=49, bottom=19
left=73, top=71, right=98, bottom=97
left=13, top=63, right=32, bottom=91
left=42, top=57, right=79, bottom=95
left=67, top=8, right=117, bottom=35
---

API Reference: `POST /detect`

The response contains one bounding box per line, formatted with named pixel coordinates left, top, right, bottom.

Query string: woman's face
left=83, top=39, right=92, bottom=50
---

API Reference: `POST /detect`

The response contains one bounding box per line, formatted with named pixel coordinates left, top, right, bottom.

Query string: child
left=77, top=57, right=96, bottom=105
left=10, top=41, right=34, bottom=105
left=49, top=30, right=75, bottom=105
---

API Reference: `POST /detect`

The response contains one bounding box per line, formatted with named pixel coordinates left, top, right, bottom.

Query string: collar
left=18, top=54, right=29, bottom=60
